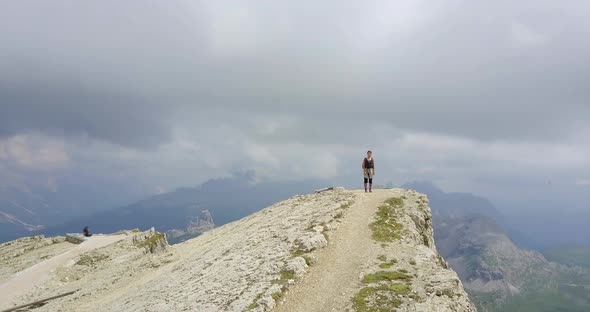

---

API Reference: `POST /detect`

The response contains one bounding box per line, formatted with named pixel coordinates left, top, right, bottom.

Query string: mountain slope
left=435, top=215, right=559, bottom=309
left=40, top=174, right=324, bottom=239
left=0, top=188, right=475, bottom=312
left=404, top=182, right=590, bottom=312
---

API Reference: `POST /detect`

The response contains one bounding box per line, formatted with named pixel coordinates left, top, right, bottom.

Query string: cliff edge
left=0, top=188, right=476, bottom=312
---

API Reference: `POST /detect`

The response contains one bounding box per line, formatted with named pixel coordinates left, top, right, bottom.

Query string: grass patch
left=369, top=197, right=403, bottom=242
left=377, top=255, right=387, bottom=262
left=352, top=285, right=405, bottom=311
left=246, top=292, right=264, bottom=311
left=362, top=270, right=412, bottom=284
left=280, top=269, right=295, bottom=282
left=409, top=259, right=417, bottom=265
left=137, top=232, right=165, bottom=249
left=76, top=253, right=109, bottom=266
left=272, top=292, right=283, bottom=301
left=378, top=259, right=398, bottom=269
left=384, top=197, right=404, bottom=208
left=380, top=282, right=411, bottom=295
left=291, top=247, right=306, bottom=257
left=352, top=269, right=413, bottom=311
left=340, top=201, right=354, bottom=209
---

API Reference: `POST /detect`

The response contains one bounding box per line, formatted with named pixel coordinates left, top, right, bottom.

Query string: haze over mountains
left=0, top=174, right=144, bottom=242
left=2, top=168, right=589, bottom=311
left=0, top=1, right=589, bottom=311
left=29, top=173, right=325, bottom=240
left=404, top=181, right=590, bottom=312
left=1, top=174, right=587, bottom=251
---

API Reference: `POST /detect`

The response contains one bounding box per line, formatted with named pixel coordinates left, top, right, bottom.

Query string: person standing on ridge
left=362, top=150, right=375, bottom=192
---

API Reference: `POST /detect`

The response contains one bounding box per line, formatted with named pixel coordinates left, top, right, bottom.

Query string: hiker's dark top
left=363, top=158, right=374, bottom=169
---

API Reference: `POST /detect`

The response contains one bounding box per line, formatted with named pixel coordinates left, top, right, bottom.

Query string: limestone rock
left=0, top=189, right=474, bottom=312
left=284, top=257, right=308, bottom=277
left=297, top=232, right=328, bottom=252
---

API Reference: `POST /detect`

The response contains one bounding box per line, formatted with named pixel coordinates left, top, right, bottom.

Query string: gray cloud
left=0, top=0, right=588, bottom=214
left=0, top=81, right=170, bottom=148
left=1, top=0, right=589, bottom=148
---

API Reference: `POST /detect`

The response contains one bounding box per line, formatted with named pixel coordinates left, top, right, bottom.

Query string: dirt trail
left=275, top=189, right=396, bottom=312
left=0, top=234, right=125, bottom=310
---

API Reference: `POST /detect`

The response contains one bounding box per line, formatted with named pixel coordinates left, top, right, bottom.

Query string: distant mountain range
left=3, top=175, right=589, bottom=311
left=0, top=174, right=146, bottom=242
left=404, top=181, right=590, bottom=312
left=166, top=209, right=215, bottom=245
left=39, top=173, right=325, bottom=239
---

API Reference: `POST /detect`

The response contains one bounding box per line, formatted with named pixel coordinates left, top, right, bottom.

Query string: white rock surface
left=0, top=188, right=475, bottom=312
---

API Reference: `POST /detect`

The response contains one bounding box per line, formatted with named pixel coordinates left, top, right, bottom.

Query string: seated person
left=83, top=226, right=92, bottom=237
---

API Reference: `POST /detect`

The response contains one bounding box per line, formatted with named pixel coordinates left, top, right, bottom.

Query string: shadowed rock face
left=435, top=215, right=553, bottom=294
left=188, top=210, right=214, bottom=231
left=166, top=209, right=216, bottom=244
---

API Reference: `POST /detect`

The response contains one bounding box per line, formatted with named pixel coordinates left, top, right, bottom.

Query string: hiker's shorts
left=363, top=168, right=374, bottom=183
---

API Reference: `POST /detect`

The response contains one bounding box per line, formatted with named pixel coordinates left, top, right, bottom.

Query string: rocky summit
left=0, top=188, right=476, bottom=312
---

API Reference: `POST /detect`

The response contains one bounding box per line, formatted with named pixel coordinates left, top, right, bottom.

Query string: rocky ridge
left=0, top=188, right=475, bottom=311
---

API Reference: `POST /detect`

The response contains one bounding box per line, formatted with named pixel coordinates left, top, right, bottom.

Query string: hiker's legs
left=369, top=178, right=373, bottom=192
left=363, top=177, right=368, bottom=192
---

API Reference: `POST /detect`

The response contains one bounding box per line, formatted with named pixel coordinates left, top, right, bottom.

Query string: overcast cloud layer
left=0, top=1, right=588, bottom=212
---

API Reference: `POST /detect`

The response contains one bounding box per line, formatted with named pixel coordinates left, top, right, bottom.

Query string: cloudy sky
left=0, top=0, right=588, bottom=213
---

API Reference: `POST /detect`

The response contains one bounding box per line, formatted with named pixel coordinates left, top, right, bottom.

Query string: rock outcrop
left=434, top=214, right=555, bottom=308
left=166, top=209, right=216, bottom=244
left=0, top=188, right=475, bottom=312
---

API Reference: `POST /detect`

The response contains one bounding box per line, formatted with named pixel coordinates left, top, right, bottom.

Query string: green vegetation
left=384, top=197, right=404, bottom=209
left=370, top=197, right=405, bottom=242
left=137, top=232, right=165, bottom=250
left=272, top=292, right=283, bottom=301
left=385, top=283, right=411, bottom=295
left=352, top=287, right=403, bottom=312
left=470, top=263, right=590, bottom=312
left=268, top=269, right=296, bottom=305
left=362, top=270, right=412, bottom=284
left=409, top=259, right=416, bottom=265
left=378, top=259, right=398, bottom=269
left=340, top=201, right=354, bottom=210
left=76, top=253, right=109, bottom=266
left=246, top=293, right=264, bottom=310
left=376, top=255, right=398, bottom=269
left=544, top=246, right=590, bottom=269
left=498, top=286, right=590, bottom=312
left=352, top=269, right=413, bottom=311
left=291, top=247, right=306, bottom=257
left=290, top=242, right=315, bottom=266
left=279, top=269, right=295, bottom=283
